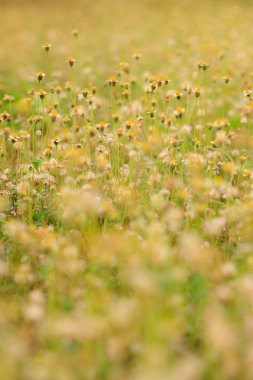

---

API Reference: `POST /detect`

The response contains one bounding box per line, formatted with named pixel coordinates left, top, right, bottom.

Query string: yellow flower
left=174, top=90, right=183, bottom=100
left=66, top=56, right=76, bottom=67
left=122, top=89, right=130, bottom=99
left=125, top=120, right=133, bottom=130
left=132, top=52, right=142, bottom=60
left=52, top=136, right=61, bottom=146
left=42, top=42, right=51, bottom=52
left=223, top=74, right=231, bottom=83
left=38, top=89, right=47, bottom=99
left=9, top=132, right=20, bottom=143
left=198, top=61, right=210, bottom=71
left=174, top=106, right=185, bottom=118
left=194, top=85, right=202, bottom=98
left=36, top=71, right=45, bottom=82
left=243, top=88, right=252, bottom=98
left=81, top=88, right=90, bottom=98
left=107, top=76, right=118, bottom=87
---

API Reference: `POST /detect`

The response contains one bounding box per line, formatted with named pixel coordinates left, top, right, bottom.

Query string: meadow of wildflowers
left=0, top=0, right=253, bottom=378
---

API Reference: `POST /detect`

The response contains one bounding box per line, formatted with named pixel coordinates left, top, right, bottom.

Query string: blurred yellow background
left=0, top=0, right=252, bottom=88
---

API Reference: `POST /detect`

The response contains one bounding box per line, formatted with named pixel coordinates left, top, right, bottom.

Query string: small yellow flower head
left=198, top=61, right=210, bottom=71
left=2, top=111, right=10, bottom=121
left=44, top=147, right=52, bottom=158
left=120, top=61, right=130, bottom=74
left=169, top=159, right=178, bottom=169
left=223, top=74, right=231, bottom=84
left=64, top=82, right=71, bottom=92
left=38, top=89, right=47, bottom=99
left=239, top=155, right=247, bottom=163
left=194, top=85, right=202, bottom=98
left=36, top=71, right=45, bottom=82
left=82, top=88, right=90, bottom=98
left=122, top=89, right=130, bottom=99
left=192, top=138, right=201, bottom=147
left=20, top=130, right=30, bottom=140
left=107, top=76, right=118, bottom=87
left=174, top=90, right=183, bottom=100
left=88, top=127, right=95, bottom=137
left=211, top=138, right=219, bottom=148
left=117, top=127, right=123, bottom=137
left=160, top=114, right=166, bottom=123
left=164, top=76, right=171, bottom=85
left=120, top=81, right=128, bottom=89
left=127, top=131, right=134, bottom=140
left=66, top=56, right=76, bottom=67
left=156, top=77, right=164, bottom=87
left=150, top=98, right=157, bottom=107
left=151, top=81, right=157, bottom=91
left=132, top=52, right=142, bottom=60
left=243, top=88, right=252, bottom=98
left=182, top=82, right=192, bottom=93
left=96, top=121, right=107, bottom=132
left=243, top=169, right=251, bottom=177
left=72, top=29, right=79, bottom=37
left=50, top=110, right=58, bottom=122
left=52, top=136, right=61, bottom=146
left=112, top=113, right=120, bottom=122
left=125, top=120, right=133, bottom=130
left=170, top=136, right=179, bottom=146
left=42, top=42, right=51, bottom=52
left=9, top=132, right=20, bottom=143
left=146, top=108, right=156, bottom=118
left=63, top=115, right=70, bottom=124
left=174, top=106, right=185, bottom=118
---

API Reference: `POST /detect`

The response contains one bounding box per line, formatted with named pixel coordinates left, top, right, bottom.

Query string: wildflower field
left=1, top=0, right=253, bottom=378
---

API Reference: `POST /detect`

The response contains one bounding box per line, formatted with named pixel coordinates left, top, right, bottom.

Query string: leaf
left=32, top=159, right=43, bottom=171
